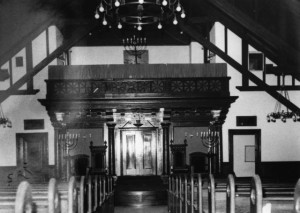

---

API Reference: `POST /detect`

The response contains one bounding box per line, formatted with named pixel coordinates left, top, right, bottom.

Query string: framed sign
left=124, top=50, right=149, bottom=64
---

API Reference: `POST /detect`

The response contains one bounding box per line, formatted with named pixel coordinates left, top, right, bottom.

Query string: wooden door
left=121, top=130, right=156, bottom=176
left=16, top=133, right=48, bottom=181
left=229, top=130, right=261, bottom=177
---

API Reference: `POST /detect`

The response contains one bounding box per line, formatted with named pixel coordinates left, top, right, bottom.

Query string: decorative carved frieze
left=46, top=78, right=230, bottom=99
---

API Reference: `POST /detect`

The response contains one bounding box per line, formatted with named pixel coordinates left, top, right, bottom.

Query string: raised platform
left=114, top=176, right=167, bottom=207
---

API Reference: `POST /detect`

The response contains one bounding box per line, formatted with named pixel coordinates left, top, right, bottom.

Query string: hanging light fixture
left=266, top=74, right=300, bottom=123
left=94, top=0, right=186, bottom=30
left=0, top=104, right=12, bottom=128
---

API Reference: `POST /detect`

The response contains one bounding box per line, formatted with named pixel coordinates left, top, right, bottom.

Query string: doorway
left=229, top=129, right=261, bottom=177
left=121, top=129, right=157, bottom=176
left=16, top=133, right=48, bottom=181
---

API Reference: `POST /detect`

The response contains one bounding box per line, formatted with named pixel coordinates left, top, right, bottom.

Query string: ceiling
left=0, top=0, right=299, bottom=76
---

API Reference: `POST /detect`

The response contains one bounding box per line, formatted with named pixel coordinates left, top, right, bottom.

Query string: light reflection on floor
left=114, top=205, right=168, bottom=213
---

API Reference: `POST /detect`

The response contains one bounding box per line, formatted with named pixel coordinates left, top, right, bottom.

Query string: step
left=115, top=176, right=167, bottom=207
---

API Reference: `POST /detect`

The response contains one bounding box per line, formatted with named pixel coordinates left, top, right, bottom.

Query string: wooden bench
left=250, top=175, right=294, bottom=213
left=0, top=176, right=77, bottom=213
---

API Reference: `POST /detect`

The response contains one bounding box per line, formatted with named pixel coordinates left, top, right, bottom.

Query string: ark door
left=121, top=130, right=157, bottom=176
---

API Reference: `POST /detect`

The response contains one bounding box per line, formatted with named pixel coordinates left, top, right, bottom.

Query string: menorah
left=200, top=128, right=220, bottom=174
left=58, top=132, right=80, bottom=180
left=123, top=35, right=147, bottom=64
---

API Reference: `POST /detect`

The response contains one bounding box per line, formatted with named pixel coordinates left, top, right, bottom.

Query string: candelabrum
left=123, top=35, right=147, bottom=64
left=58, top=132, right=80, bottom=180
left=200, top=129, right=220, bottom=174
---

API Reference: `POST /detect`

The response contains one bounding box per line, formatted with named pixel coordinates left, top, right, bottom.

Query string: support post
left=107, top=123, right=116, bottom=176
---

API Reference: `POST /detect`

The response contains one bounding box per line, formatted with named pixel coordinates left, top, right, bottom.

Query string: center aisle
left=114, top=206, right=168, bottom=213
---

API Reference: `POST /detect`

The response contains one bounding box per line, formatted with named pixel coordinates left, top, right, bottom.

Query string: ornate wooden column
left=161, top=122, right=171, bottom=175
left=107, top=123, right=116, bottom=176
left=53, top=124, right=61, bottom=179
left=216, top=122, right=224, bottom=175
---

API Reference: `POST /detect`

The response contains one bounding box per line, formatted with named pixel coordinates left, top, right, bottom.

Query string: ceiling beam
left=0, top=23, right=98, bottom=104
left=0, top=18, right=56, bottom=67
left=179, top=21, right=300, bottom=113
left=199, top=0, right=300, bottom=77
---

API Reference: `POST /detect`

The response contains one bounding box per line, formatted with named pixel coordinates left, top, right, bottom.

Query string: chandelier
left=0, top=104, right=12, bottom=128
left=267, top=75, right=300, bottom=123
left=94, top=0, right=186, bottom=30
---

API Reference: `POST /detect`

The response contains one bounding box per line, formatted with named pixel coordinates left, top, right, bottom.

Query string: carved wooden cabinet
left=89, top=141, right=107, bottom=175
left=170, top=140, right=189, bottom=174
left=69, top=154, right=89, bottom=176
left=189, top=152, right=208, bottom=174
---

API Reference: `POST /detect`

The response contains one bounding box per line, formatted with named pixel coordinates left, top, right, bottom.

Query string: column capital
left=106, top=122, right=117, bottom=128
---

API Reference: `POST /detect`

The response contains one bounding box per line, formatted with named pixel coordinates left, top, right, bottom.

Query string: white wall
left=1, top=21, right=300, bottom=169
left=0, top=26, right=61, bottom=166
left=70, top=45, right=191, bottom=65
left=212, top=22, right=300, bottom=162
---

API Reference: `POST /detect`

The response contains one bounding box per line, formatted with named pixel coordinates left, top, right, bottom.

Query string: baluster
left=179, top=175, right=182, bottom=213
left=191, top=175, right=194, bottom=213
left=184, top=175, right=188, bottom=213
left=197, top=174, right=203, bottom=213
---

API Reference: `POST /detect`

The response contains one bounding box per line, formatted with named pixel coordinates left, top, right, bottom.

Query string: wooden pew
left=226, top=174, right=235, bottom=213
left=0, top=177, right=76, bottom=213
left=294, top=178, right=300, bottom=213
left=250, top=175, right=294, bottom=213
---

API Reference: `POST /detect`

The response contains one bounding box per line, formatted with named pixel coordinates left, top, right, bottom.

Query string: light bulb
left=181, top=11, right=186, bottom=18
left=118, top=22, right=122, bottom=29
left=95, top=12, right=100, bottom=19
left=139, top=0, right=144, bottom=4
left=176, top=3, right=181, bottom=12
left=137, top=25, right=142, bottom=31
left=173, top=16, right=178, bottom=25
left=115, top=0, right=120, bottom=7
left=99, top=3, right=104, bottom=12
left=162, top=0, right=168, bottom=6
left=157, top=22, right=162, bottom=29
left=102, top=17, right=107, bottom=25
